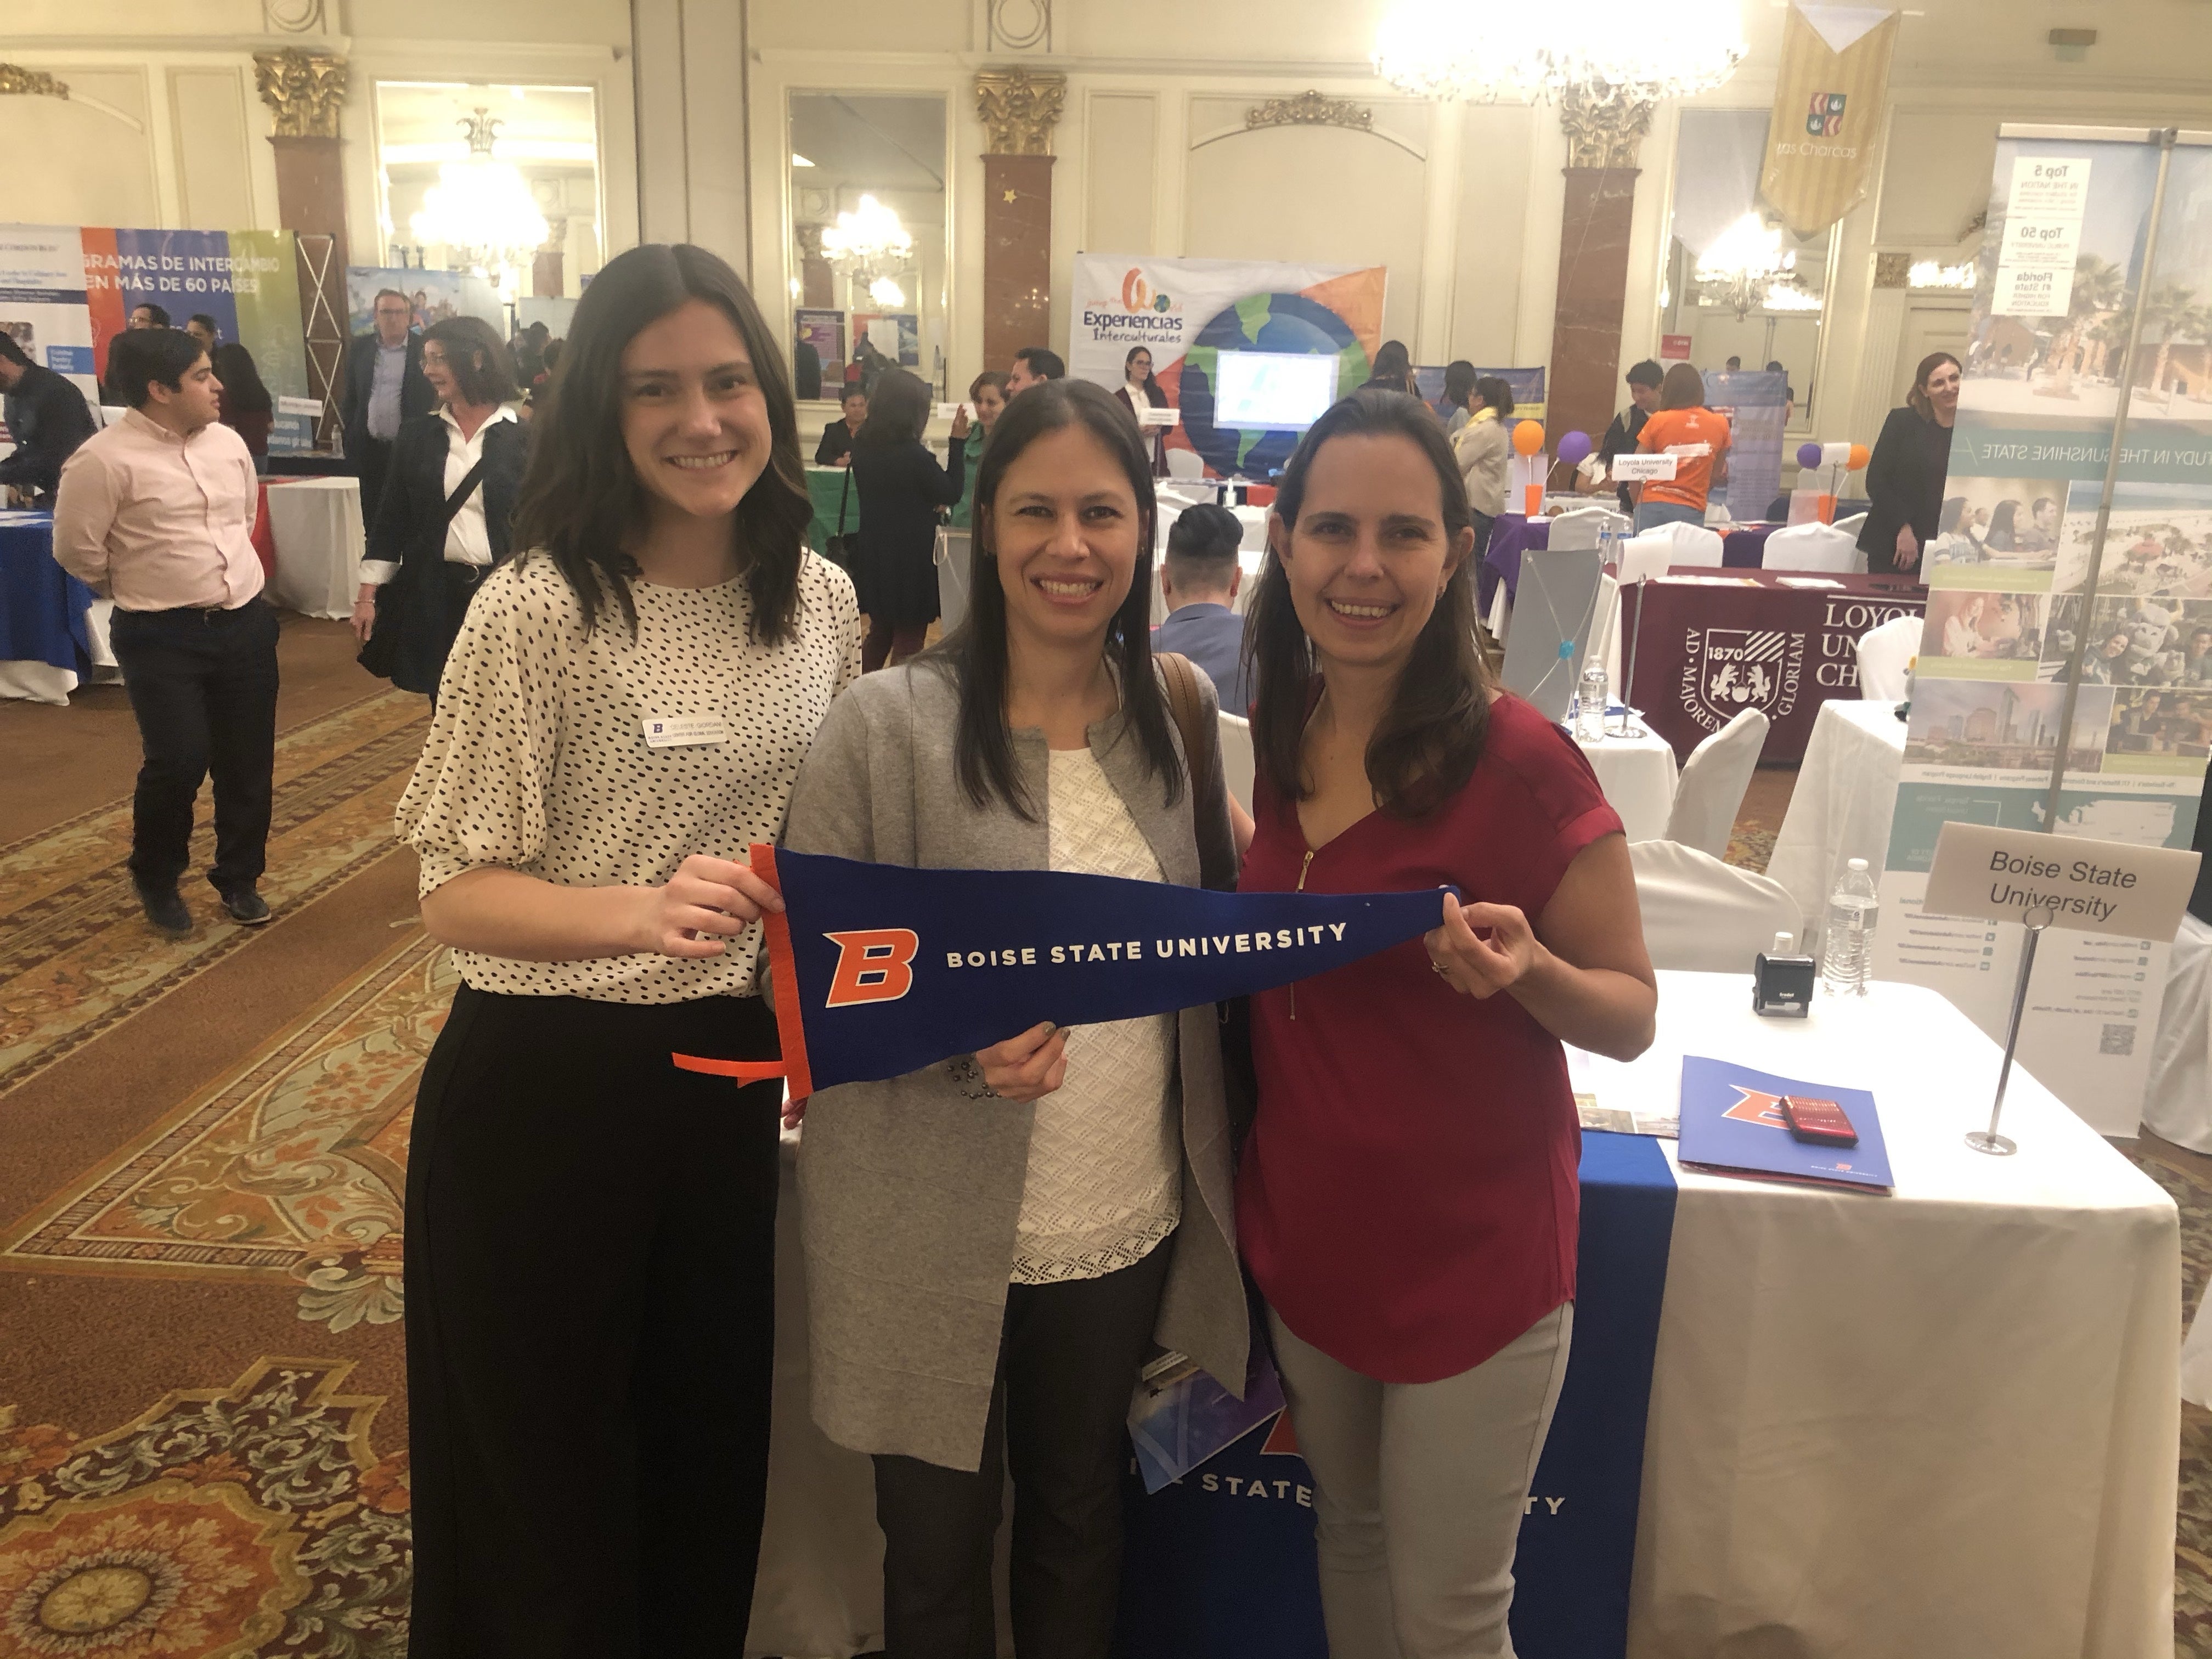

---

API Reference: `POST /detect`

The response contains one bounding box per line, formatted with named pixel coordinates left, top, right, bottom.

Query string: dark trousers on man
left=108, top=597, right=280, bottom=896
left=872, top=1242, right=1174, bottom=1659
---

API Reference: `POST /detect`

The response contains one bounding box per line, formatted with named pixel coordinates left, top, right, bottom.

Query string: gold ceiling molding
left=1245, top=90, right=1372, bottom=133
left=253, top=48, right=348, bottom=139
left=1559, top=85, right=1654, bottom=171
left=1873, top=251, right=1914, bottom=290
left=0, top=64, right=70, bottom=99
left=975, top=69, right=1066, bottom=156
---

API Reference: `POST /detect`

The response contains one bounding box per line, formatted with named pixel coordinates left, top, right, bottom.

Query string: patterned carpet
left=0, top=690, right=432, bottom=1092
left=2126, top=1148, right=2212, bottom=1652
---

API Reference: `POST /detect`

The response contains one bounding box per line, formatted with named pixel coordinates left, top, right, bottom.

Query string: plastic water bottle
left=1575, top=659, right=1609, bottom=743
left=1821, top=859, right=1880, bottom=997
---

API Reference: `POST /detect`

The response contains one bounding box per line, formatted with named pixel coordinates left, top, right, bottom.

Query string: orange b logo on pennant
left=823, top=929, right=919, bottom=1007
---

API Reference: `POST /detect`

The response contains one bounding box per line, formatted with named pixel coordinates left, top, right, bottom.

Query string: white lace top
left=1013, top=746, right=1183, bottom=1285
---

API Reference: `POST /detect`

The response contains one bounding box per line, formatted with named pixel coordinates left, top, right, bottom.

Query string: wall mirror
left=1662, top=107, right=1835, bottom=432
left=376, top=81, right=602, bottom=323
left=788, top=92, right=948, bottom=401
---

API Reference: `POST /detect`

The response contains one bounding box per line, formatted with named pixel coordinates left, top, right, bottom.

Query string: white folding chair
left=1217, top=711, right=1255, bottom=814
left=1832, top=511, right=1869, bottom=537
left=1165, top=448, right=1204, bottom=481
left=1629, top=839, right=1805, bottom=972
left=1855, top=614, right=1921, bottom=701
left=2144, top=914, right=2212, bottom=1153
left=1760, top=521, right=1860, bottom=573
left=1663, top=707, right=1769, bottom=857
left=1657, top=518, right=1726, bottom=566
left=1548, top=506, right=1629, bottom=551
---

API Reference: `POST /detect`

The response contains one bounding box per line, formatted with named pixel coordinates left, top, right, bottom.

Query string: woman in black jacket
left=351, top=315, right=526, bottom=699
left=851, top=367, right=968, bottom=670
left=1858, top=351, right=1960, bottom=576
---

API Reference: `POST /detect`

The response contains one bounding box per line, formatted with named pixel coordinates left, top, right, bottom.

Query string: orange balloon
left=1512, top=419, right=1547, bottom=457
left=1848, top=443, right=1871, bottom=472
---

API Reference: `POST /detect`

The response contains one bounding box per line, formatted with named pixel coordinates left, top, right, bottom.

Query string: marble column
left=1545, top=88, right=1654, bottom=452
left=975, top=70, right=1065, bottom=377
left=253, top=49, right=350, bottom=448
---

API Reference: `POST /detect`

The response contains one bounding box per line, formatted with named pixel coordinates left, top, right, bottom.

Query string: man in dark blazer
left=0, top=334, right=97, bottom=506
left=341, top=288, right=434, bottom=525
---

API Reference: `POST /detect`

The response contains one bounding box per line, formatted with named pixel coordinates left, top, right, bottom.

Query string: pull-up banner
left=675, top=844, right=1452, bottom=1099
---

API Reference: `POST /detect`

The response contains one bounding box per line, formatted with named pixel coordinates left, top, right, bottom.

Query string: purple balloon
left=1557, top=430, right=1593, bottom=467
left=1796, top=441, right=1825, bottom=469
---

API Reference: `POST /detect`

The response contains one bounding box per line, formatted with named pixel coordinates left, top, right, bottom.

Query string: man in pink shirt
left=54, top=328, right=277, bottom=936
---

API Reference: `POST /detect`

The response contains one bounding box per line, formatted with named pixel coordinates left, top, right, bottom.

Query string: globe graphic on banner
left=1177, top=292, right=1371, bottom=479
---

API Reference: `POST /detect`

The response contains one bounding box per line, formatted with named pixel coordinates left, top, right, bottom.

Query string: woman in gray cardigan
left=782, top=379, right=1248, bottom=1659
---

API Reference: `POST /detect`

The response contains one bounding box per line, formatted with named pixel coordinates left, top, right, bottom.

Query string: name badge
left=643, top=714, right=730, bottom=748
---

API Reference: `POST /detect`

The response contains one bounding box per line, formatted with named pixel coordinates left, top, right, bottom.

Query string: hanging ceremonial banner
left=673, top=844, right=1452, bottom=1098
left=1758, top=4, right=1899, bottom=240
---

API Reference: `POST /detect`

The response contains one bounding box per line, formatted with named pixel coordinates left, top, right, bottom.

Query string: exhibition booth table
left=806, top=465, right=859, bottom=558
left=1576, top=723, right=1679, bottom=844
left=744, top=970, right=2178, bottom=1659
left=0, top=510, right=105, bottom=706
left=1622, top=571, right=1925, bottom=764
left=261, top=476, right=365, bottom=620
left=1481, top=516, right=1781, bottom=612
left=1765, top=697, right=1909, bottom=946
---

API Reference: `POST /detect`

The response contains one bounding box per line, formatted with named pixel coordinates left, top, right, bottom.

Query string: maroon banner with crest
left=1623, top=571, right=1926, bottom=761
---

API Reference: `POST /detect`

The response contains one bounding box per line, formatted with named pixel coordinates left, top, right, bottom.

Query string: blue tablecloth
left=1116, top=1131, right=1678, bottom=1659
left=0, top=512, right=93, bottom=677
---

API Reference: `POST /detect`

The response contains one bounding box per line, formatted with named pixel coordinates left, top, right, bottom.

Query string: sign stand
left=1610, top=579, right=1650, bottom=740
left=1966, top=905, right=2053, bottom=1157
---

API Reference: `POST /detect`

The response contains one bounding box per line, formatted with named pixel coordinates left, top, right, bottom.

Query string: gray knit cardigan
left=780, top=658, right=1250, bottom=1471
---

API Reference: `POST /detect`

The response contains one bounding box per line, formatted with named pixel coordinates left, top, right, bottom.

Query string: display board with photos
left=1873, top=127, right=2212, bottom=1131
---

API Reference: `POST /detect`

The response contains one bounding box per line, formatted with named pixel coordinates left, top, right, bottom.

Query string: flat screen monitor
left=1212, top=351, right=1338, bottom=431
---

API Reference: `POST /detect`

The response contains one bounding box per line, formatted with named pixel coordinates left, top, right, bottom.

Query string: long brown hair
left=509, top=242, right=811, bottom=642
left=1245, top=389, right=1491, bottom=819
left=1906, top=351, right=1962, bottom=420
left=1659, top=360, right=1708, bottom=411
left=924, top=378, right=1182, bottom=821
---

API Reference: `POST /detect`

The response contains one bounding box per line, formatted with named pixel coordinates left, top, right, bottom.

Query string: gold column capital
left=975, top=69, right=1066, bottom=157
left=253, top=48, right=348, bottom=139
left=0, top=64, right=70, bottom=99
left=1559, top=84, right=1654, bottom=171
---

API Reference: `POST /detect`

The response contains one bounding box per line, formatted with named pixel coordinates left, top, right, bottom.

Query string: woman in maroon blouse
left=1236, top=388, right=1656, bottom=1656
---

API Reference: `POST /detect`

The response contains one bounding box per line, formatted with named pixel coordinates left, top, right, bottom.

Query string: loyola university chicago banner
left=1068, top=253, right=1386, bottom=480
left=1759, top=4, right=1899, bottom=239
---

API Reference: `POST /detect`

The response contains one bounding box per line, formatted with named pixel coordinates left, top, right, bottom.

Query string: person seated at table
left=212, top=341, right=274, bottom=460
left=128, top=303, right=171, bottom=331
left=1595, top=359, right=1663, bottom=516
left=814, top=384, right=867, bottom=466
left=1238, top=387, right=1656, bottom=1659
left=781, top=375, right=1246, bottom=1659
left=1153, top=501, right=1251, bottom=714
left=1984, top=499, right=2023, bottom=556
left=351, top=316, right=525, bottom=703
left=2015, top=495, right=2060, bottom=554
left=850, top=368, right=967, bottom=671
left=1633, top=363, right=1730, bottom=533
left=0, top=332, right=96, bottom=507
left=950, top=370, right=1006, bottom=530
left=185, top=313, right=219, bottom=352
left=53, top=327, right=274, bottom=935
left=1451, top=374, right=1513, bottom=558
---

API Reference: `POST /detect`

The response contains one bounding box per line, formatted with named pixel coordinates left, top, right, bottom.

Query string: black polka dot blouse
left=395, top=549, right=863, bottom=1002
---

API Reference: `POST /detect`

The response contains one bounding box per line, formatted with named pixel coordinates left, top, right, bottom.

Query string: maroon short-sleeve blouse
left=1236, top=692, right=1624, bottom=1384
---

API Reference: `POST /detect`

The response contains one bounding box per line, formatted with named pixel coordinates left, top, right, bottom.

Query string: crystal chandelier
left=819, top=195, right=913, bottom=285
left=1373, top=0, right=1745, bottom=105
left=408, top=108, right=550, bottom=284
left=1694, top=213, right=1806, bottom=319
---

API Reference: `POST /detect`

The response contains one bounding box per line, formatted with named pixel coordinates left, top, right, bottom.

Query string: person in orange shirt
left=1633, top=362, right=1731, bottom=532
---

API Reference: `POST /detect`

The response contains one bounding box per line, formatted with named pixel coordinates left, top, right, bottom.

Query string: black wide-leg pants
left=403, top=984, right=782, bottom=1659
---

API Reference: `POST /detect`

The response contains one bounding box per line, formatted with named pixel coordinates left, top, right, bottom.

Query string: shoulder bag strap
left=439, top=455, right=492, bottom=532
left=837, top=459, right=854, bottom=534
left=1154, top=650, right=1221, bottom=794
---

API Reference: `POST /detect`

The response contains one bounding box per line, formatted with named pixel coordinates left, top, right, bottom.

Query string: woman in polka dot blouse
left=393, top=244, right=861, bottom=1658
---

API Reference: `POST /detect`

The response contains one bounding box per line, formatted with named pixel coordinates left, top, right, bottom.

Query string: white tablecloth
left=1578, top=723, right=1678, bottom=843
left=748, top=969, right=2179, bottom=1659
left=263, top=476, right=364, bottom=619
left=1765, top=697, right=1906, bottom=950
left=1595, top=972, right=2177, bottom=1659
